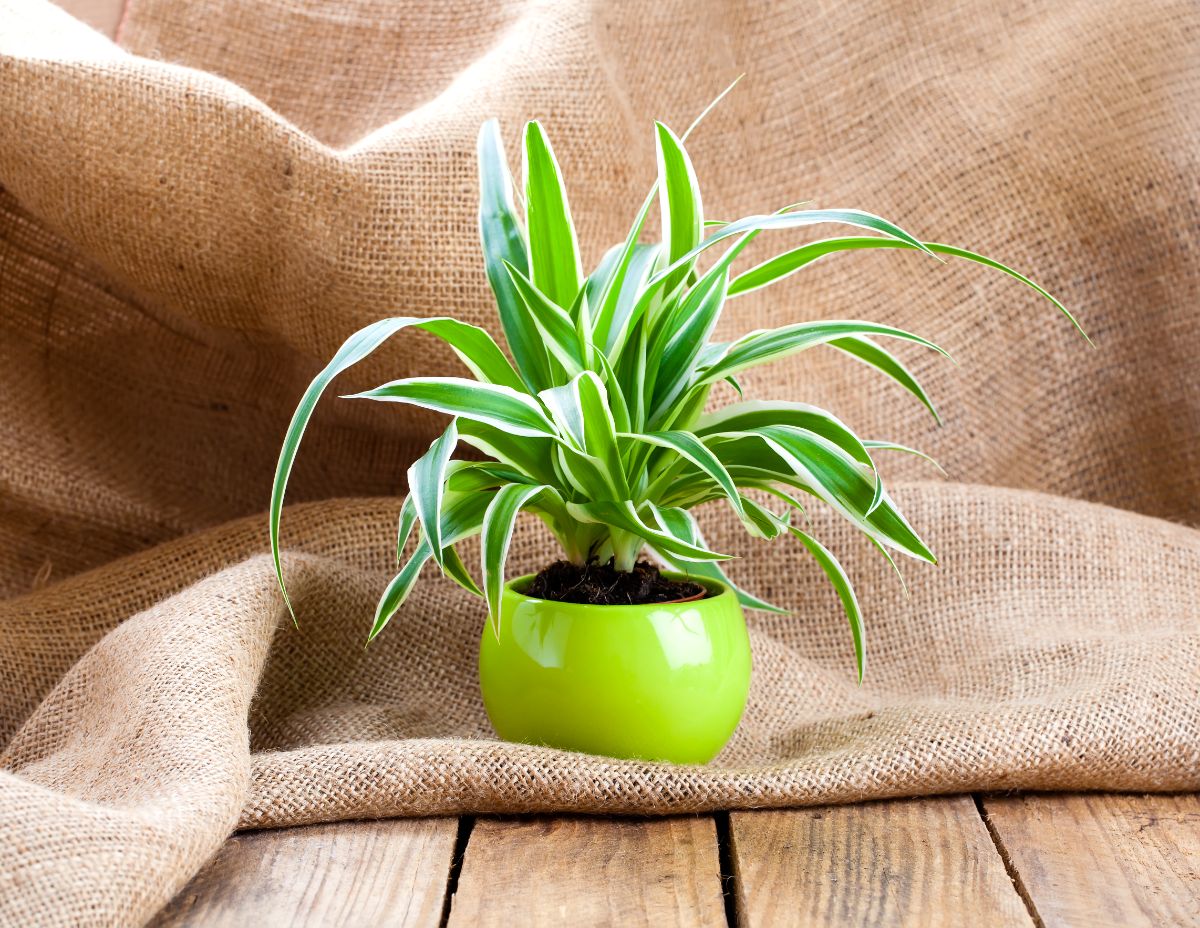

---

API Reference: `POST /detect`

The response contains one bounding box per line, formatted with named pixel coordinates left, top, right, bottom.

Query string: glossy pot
left=478, top=573, right=751, bottom=764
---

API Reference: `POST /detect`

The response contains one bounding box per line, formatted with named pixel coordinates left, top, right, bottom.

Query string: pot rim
left=503, top=570, right=733, bottom=611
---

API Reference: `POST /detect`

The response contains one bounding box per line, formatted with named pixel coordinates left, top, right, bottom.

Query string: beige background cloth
left=1, top=0, right=1198, bottom=923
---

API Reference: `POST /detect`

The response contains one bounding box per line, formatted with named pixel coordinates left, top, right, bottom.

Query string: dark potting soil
left=524, top=559, right=707, bottom=606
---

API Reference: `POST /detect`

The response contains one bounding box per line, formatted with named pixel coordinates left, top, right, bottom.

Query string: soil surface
left=524, top=559, right=707, bottom=606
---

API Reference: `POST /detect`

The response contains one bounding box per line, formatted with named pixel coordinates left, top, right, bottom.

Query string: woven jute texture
left=2, top=0, right=1199, bottom=923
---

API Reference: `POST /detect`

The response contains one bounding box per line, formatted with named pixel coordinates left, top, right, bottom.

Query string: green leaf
left=593, top=218, right=660, bottom=356
left=727, top=235, right=910, bottom=296
left=828, top=335, right=940, bottom=424
left=481, top=482, right=548, bottom=634
left=869, top=536, right=910, bottom=599
left=565, top=500, right=732, bottom=562
left=650, top=505, right=788, bottom=612
left=584, top=243, right=623, bottom=314
left=548, top=444, right=616, bottom=501
left=740, top=494, right=788, bottom=539
left=524, top=121, right=583, bottom=308
left=572, top=288, right=597, bottom=371
left=728, top=236, right=1090, bottom=343
left=697, top=401, right=872, bottom=465
left=788, top=525, right=866, bottom=682
left=650, top=209, right=939, bottom=291
left=745, top=426, right=934, bottom=562
left=406, top=422, right=457, bottom=568
left=540, top=372, right=619, bottom=455
left=699, top=320, right=951, bottom=385
left=657, top=380, right=712, bottom=433
left=456, top=420, right=558, bottom=486
left=655, top=121, right=703, bottom=295
left=627, top=228, right=760, bottom=382
left=370, top=543, right=432, bottom=643
left=647, top=263, right=730, bottom=419
left=369, top=492, right=491, bottom=642
left=594, top=243, right=661, bottom=359
left=503, top=260, right=586, bottom=377
left=478, top=120, right=553, bottom=390
left=626, top=429, right=747, bottom=525
left=395, top=493, right=417, bottom=563
left=444, top=460, right=535, bottom=493
left=615, top=319, right=651, bottom=430
left=441, top=543, right=483, bottom=596
left=583, top=73, right=744, bottom=345
left=541, top=372, right=629, bottom=499
left=270, top=315, right=522, bottom=622
left=680, top=74, right=743, bottom=140
left=345, top=377, right=557, bottom=437
left=863, top=440, right=946, bottom=475
left=592, top=349, right=631, bottom=433
left=696, top=400, right=883, bottom=512
left=704, top=428, right=932, bottom=563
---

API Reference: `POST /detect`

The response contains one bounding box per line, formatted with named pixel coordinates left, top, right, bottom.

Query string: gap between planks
left=154, top=793, right=1200, bottom=927
left=979, top=792, right=1200, bottom=928
left=151, top=817, right=460, bottom=928
left=446, top=815, right=727, bottom=927
left=728, top=795, right=1033, bottom=928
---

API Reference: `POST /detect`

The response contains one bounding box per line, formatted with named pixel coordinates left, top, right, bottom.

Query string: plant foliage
left=270, top=92, right=1086, bottom=680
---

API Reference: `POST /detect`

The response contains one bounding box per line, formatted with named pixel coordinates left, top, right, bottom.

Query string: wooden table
left=153, top=792, right=1200, bottom=926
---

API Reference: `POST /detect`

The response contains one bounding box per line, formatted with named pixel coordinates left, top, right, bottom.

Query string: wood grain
left=152, top=817, right=459, bottom=928
left=447, top=816, right=726, bottom=927
left=730, top=796, right=1033, bottom=928
left=982, top=793, right=1200, bottom=927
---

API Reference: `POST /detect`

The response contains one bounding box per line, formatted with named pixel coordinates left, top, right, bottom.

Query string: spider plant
left=270, top=96, right=1085, bottom=680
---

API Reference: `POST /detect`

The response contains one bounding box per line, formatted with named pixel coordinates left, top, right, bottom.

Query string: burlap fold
left=1, top=0, right=1197, bottom=924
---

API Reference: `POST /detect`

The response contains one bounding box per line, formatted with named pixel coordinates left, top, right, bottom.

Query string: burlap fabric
left=1, top=0, right=1198, bottom=923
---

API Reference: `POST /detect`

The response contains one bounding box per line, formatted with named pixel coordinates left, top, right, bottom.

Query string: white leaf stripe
left=655, top=121, right=703, bottom=294
left=828, top=335, right=940, bottom=424
left=649, top=505, right=788, bottom=613
left=270, top=315, right=518, bottom=622
left=728, top=236, right=1090, bottom=342
left=477, top=120, right=552, bottom=390
left=481, top=483, right=549, bottom=635
left=565, top=500, right=731, bottom=562
left=524, top=121, right=583, bottom=309
left=504, top=261, right=586, bottom=375
left=406, top=422, right=457, bottom=568
left=624, top=430, right=746, bottom=522
left=649, top=208, right=938, bottom=292
left=789, top=526, right=866, bottom=682
left=369, top=492, right=491, bottom=642
left=395, top=494, right=417, bottom=563
left=699, top=320, right=950, bottom=385
left=345, top=377, right=557, bottom=437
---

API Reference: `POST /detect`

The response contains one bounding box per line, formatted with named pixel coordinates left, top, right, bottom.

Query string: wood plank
left=981, top=793, right=1200, bottom=927
left=730, top=796, right=1033, bottom=928
left=152, top=817, right=459, bottom=928
left=447, top=816, right=726, bottom=927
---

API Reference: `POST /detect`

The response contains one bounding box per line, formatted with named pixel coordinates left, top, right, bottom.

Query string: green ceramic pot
left=478, top=573, right=751, bottom=764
